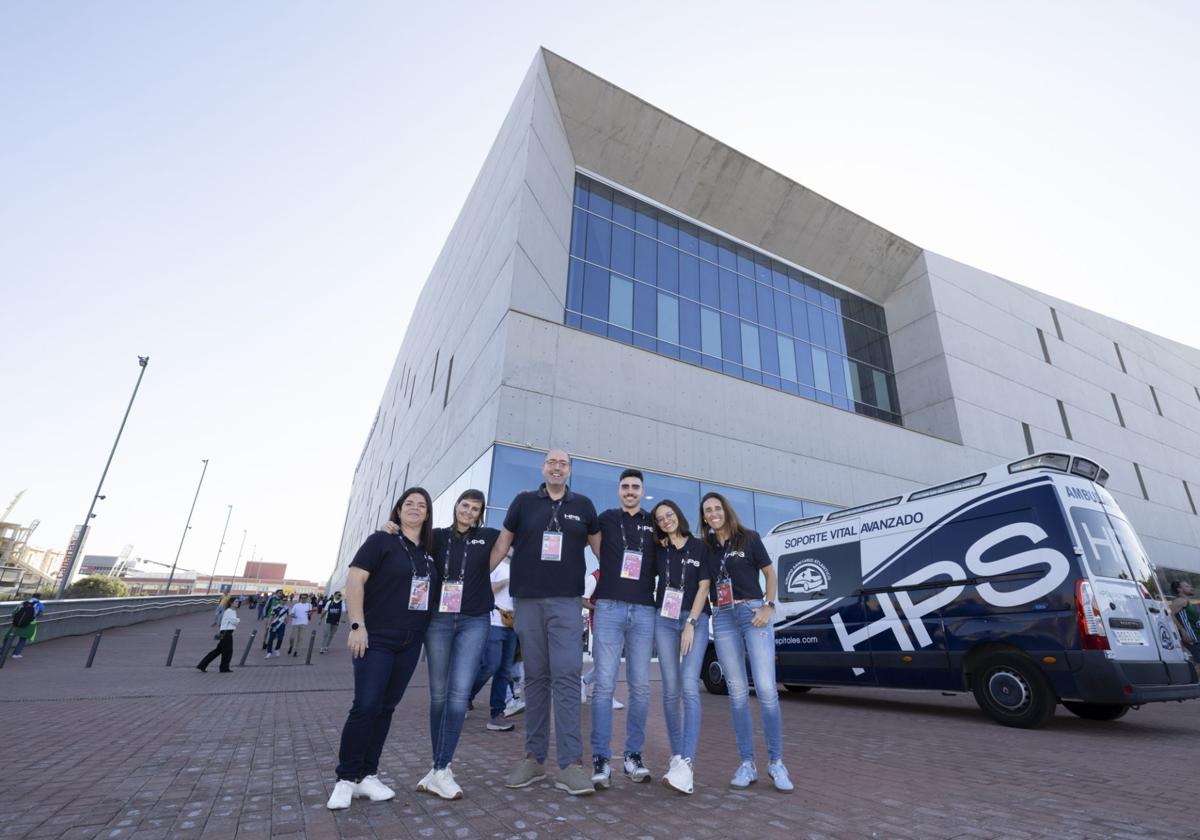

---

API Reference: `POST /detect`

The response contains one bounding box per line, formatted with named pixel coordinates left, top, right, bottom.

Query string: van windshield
left=1071, top=506, right=1161, bottom=598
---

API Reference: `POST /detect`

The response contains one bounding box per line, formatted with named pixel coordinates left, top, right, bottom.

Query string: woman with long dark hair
left=700, top=491, right=793, bottom=792
left=327, top=487, right=437, bottom=811
left=416, top=488, right=500, bottom=800
left=650, top=499, right=711, bottom=794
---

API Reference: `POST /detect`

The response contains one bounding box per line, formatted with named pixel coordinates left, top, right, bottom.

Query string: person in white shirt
left=468, top=554, right=518, bottom=731
left=197, top=599, right=241, bottom=673
left=287, top=594, right=312, bottom=657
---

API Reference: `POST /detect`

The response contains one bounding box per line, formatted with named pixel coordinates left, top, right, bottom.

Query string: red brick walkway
left=0, top=609, right=1196, bottom=839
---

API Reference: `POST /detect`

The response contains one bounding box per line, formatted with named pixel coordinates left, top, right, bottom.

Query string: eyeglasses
left=544, top=459, right=570, bottom=468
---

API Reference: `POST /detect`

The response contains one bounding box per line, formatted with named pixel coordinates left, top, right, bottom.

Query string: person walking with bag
left=320, top=592, right=345, bottom=653
left=327, top=487, right=438, bottom=811
left=5, top=594, right=44, bottom=659
left=197, top=598, right=240, bottom=673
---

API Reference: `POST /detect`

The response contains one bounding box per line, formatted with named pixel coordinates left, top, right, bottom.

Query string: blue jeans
left=335, top=631, right=424, bottom=781
left=654, top=613, right=709, bottom=763
left=11, top=635, right=28, bottom=656
left=712, top=600, right=783, bottom=763
left=471, top=624, right=517, bottom=719
left=589, top=600, right=654, bottom=760
left=425, top=613, right=490, bottom=769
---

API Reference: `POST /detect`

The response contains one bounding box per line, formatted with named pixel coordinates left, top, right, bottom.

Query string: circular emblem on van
left=786, top=558, right=831, bottom=596
left=1159, top=621, right=1175, bottom=651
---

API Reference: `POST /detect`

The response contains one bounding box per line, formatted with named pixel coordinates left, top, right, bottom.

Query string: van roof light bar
left=907, top=473, right=987, bottom=502
left=1008, top=453, right=1070, bottom=474
left=769, top=515, right=826, bottom=535
left=1070, top=458, right=1100, bottom=481
left=826, top=496, right=904, bottom=522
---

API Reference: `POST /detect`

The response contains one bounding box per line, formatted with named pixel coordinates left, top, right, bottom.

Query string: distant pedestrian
left=1170, top=580, right=1200, bottom=658
left=469, top=552, right=517, bottom=732
left=212, top=594, right=232, bottom=626
left=5, top=594, right=45, bottom=659
left=264, top=604, right=287, bottom=657
left=287, top=594, right=312, bottom=657
left=198, top=598, right=240, bottom=673
left=261, top=589, right=284, bottom=632
left=321, top=592, right=345, bottom=653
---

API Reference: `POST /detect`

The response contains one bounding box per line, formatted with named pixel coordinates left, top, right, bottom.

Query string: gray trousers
left=322, top=622, right=339, bottom=650
left=513, top=597, right=583, bottom=768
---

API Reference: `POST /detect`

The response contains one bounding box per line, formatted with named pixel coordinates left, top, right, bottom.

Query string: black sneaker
left=623, top=752, right=650, bottom=783
left=591, top=755, right=611, bottom=788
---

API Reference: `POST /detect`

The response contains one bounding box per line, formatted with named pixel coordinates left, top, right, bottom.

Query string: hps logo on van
left=778, top=482, right=1076, bottom=675
left=785, top=559, right=831, bottom=596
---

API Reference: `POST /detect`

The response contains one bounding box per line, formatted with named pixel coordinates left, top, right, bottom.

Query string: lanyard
left=717, top=537, right=737, bottom=581
left=443, top=530, right=470, bottom=582
left=397, top=534, right=430, bottom=578
left=546, top=499, right=564, bottom=532
left=664, top=538, right=691, bottom=590
left=620, top=511, right=646, bottom=553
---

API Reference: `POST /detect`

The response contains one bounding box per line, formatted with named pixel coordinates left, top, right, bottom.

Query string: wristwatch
left=350, top=622, right=361, bottom=631
left=687, top=617, right=699, bottom=627
left=764, top=601, right=776, bottom=610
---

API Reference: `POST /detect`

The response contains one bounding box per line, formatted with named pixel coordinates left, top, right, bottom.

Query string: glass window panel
left=818, top=281, right=838, bottom=312
left=873, top=368, right=893, bottom=413
left=824, top=310, right=845, bottom=354
left=754, top=492, right=806, bottom=535
left=585, top=214, right=611, bottom=266
left=843, top=320, right=871, bottom=363
left=721, top=313, right=741, bottom=362
left=701, top=354, right=721, bottom=371
left=774, top=290, right=793, bottom=333
left=719, top=269, right=740, bottom=315
left=698, top=229, right=719, bottom=263
left=657, top=243, right=679, bottom=292
left=608, top=324, right=633, bottom=343
left=608, top=274, right=633, bottom=329
left=717, top=238, right=737, bottom=269
left=610, top=224, right=634, bottom=277
left=680, top=348, right=700, bottom=365
left=771, top=263, right=790, bottom=291
left=795, top=341, right=815, bottom=386
left=634, top=233, right=656, bottom=282
left=756, top=282, right=774, bottom=329
left=581, top=315, right=606, bottom=336
left=570, top=458, right=622, bottom=513
left=657, top=293, right=679, bottom=345
left=567, top=257, right=584, bottom=313
left=759, top=328, right=779, bottom=375
left=778, top=335, right=797, bottom=381
left=644, top=472, right=701, bottom=525
left=736, top=247, right=755, bottom=277
left=635, top=200, right=657, bottom=236
left=582, top=263, right=609, bottom=320
left=741, top=322, right=760, bottom=370
left=570, top=207, right=587, bottom=257
left=754, top=255, right=772, bottom=285
left=679, top=299, right=701, bottom=350
left=588, top=182, right=613, bottom=218
left=849, top=360, right=865, bottom=402
left=742, top=366, right=762, bottom=385
left=489, top=445, right=547, bottom=510
left=633, top=280, right=656, bottom=336
left=679, top=253, right=699, bottom=300
left=806, top=303, right=826, bottom=346
left=612, top=191, right=636, bottom=228
left=699, top=260, right=719, bottom=306
left=678, top=221, right=699, bottom=255
left=574, top=176, right=589, bottom=207
left=737, top=276, right=757, bottom=321
left=566, top=311, right=581, bottom=329
left=701, top=308, right=721, bottom=356
left=827, top=352, right=848, bottom=397
left=657, top=212, right=678, bottom=246
left=700, top=483, right=756, bottom=531
left=657, top=341, right=679, bottom=359
left=812, top=346, right=831, bottom=392
left=804, top=277, right=823, bottom=304
left=632, top=332, right=653, bottom=350
left=791, top=297, right=809, bottom=340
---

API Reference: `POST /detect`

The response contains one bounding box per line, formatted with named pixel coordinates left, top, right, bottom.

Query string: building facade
left=329, top=49, right=1200, bottom=590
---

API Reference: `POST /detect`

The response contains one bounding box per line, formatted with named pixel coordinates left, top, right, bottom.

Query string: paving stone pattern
left=0, top=610, right=1196, bottom=839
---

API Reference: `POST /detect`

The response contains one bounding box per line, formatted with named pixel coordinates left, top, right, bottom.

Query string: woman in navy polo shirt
left=416, top=489, right=500, bottom=800
left=700, top=491, right=793, bottom=793
left=650, top=499, right=711, bottom=795
left=327, top=487, right=438, bottom=811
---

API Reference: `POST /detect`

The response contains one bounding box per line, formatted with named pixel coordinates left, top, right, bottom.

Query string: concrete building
left=329, top=49, right=1200, bottom=590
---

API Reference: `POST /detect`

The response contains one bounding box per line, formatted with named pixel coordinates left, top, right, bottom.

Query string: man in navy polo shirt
left=491, top=448, right=601, bottom=796
left=589, top=468, right=658, bottom=788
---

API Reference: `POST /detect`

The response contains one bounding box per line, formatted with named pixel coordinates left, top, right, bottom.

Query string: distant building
left=242, top=561, right=287, bottom=581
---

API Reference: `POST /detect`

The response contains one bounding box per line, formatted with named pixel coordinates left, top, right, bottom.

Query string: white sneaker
left=664, top=757, right=694, bottom=795
left=504, top=697, right=525, bottom=717
left=611, top=697, right=624, bottom=710
left=356, top=774, right=395, bottom=801
left=421, top=767, right=464, bottom=800
left=326, top=780, right=357, bottom=810
left=415, top=768, right=436, bottom=793
left=264, top=650, right=272, bottom=658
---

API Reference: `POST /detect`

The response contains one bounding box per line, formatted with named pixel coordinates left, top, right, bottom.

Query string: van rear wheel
left=701, top=646, right=728, bottom=695
left=1062, top=701, right=1130, bottom=721
left=969, top=652, right=1056, bottom=729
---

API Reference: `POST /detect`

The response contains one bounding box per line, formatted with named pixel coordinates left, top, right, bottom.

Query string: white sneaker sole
left=417, top=784, right=463, bottom=801
left=504, top=772, right=546, bottom=789
left=555, top=781, right=596, bottom=796
left=663, top=776, right=694, bottom=795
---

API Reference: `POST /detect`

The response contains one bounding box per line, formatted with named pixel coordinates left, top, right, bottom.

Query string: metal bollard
left=85, top=632, right=103, bottom=668
left=305, top=629, right=317, bottom=664
left=238, top=629, right=258, bottom=667
left=0, top=635, right=12, bottom=670
left=165, top=628, right=182, bottom=667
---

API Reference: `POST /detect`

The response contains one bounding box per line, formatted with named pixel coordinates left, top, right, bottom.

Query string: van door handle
left=1108, top=617, right=1144, bottom=630
left=1147, top=606, right=1161, bottom=614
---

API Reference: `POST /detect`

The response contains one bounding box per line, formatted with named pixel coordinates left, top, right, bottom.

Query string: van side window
left=1072, top=507, right=1161, bottom=597
left=778, top=542, right=862, bottom=602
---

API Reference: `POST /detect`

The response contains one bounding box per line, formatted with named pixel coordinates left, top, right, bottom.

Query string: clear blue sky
left=2, top=2, right=1197, bottom=584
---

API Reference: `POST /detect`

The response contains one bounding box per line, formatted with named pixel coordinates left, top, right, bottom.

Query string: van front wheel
left=970, top=653, right=1056, bottom=729
left=1062, top=701, right=1130, bottom=721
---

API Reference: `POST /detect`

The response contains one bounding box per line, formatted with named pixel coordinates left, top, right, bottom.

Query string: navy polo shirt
left=594, top=508, right=658, bottom=607
left=656, top=535, right=713, bottom=615
left=504, top=484, right=599, bottom=598
left=350, top=531, right=437, bottom=644
left=707, top=528, right=772, bottom=602
left=431, top=526, right=500, bottom=617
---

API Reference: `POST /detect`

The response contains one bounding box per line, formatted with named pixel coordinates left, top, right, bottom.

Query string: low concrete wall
left=0, top=595, right=220, bottom=643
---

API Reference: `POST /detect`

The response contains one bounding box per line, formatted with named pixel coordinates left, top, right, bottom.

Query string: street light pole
left=57, top=356, right=150, bottom=599
left=205, top=504, right=233, bottom=594
left=165, top=459, right=209, bottom=593
left=232, top=529, right=247, bottom=578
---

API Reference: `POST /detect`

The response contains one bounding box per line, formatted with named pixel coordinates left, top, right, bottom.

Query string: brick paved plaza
left=0, top=609, right=1196, bottom=840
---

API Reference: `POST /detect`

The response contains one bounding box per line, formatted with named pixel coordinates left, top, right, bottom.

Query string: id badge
left=716, top=579, right=734, bottom=609
left=541, top=531, right=563, bottom=562
left=620, top=550, right=643, bottom=579
left=408, top=576, right=431, bottom=611
left=439, top=582, right=463, bottom=613
left=661, top=586, right=684, bottom=620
